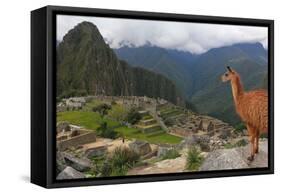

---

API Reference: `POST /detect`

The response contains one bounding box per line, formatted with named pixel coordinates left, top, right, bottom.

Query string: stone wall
left=57, top=131, right=96, bottom=151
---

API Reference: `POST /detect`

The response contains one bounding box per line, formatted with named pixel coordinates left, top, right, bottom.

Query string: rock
left=200, top=149, right=248, bottom=171
left=56, top=152, right=67, bottom=175
left=57, top=166, right=86, bottom=180
left=200, top=140, right=268, bottom=171
left=129, top=140, right=152, bottom=156
left=85, top=146, right=108, bottom=158
left=63, top=153, right=92, bottom=172
left=157, top=146, right=172, bottom=157
left=57, top=121, right=70, bottom=133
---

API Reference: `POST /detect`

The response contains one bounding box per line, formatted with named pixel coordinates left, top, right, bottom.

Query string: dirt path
left=128, top=149, right=188, bottom=175
left=128, top=155, right=186, bottom=175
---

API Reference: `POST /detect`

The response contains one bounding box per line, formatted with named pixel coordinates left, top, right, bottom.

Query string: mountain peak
left=61, top=21, right=105, bottom=46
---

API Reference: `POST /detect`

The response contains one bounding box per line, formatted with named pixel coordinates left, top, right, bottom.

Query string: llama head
left=221, top=66, right=237, bottom=82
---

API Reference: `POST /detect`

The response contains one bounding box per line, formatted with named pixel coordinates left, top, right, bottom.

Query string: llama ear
left=227, top=66, right=233, bottom=72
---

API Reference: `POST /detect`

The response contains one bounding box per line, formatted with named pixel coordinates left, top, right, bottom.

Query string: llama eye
left=225, top=73, right=228, bottom=76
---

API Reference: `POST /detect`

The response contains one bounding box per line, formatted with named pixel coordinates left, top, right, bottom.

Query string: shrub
left=234, top=123, right=246, bottom=133
left=186, top=146, right=203, bottom=171
left=126, top=108, right=141, bottom=124
left=161, top=149, right=181, bottom=160
left=224, top=143, right=235, bottom=149
left=110, top=146, right=140, bottom=167
left=108, top=105, right=129, bottom=122
left=224, top=139, right=248, bottom=149
left=108, top=146, right=140, bottom=176
left=99, top=160, right=113, bottom=177
left=235, top=139, right=248, bottom=147
left=260, top=133, right=268, bottom=138
left=92, top=103, right=112, bottom=117
left=96, top=122, right=118, bottom=139
left=111, top=101, right=117, bottom=105
left=90, top=147, right=140, bottom=177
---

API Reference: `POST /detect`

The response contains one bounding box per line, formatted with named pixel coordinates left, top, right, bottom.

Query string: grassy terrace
left=57, top=106, right=182, bottom=145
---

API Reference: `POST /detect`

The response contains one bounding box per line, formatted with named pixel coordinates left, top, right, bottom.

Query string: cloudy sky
left=57, top=15, right=268, bottom=54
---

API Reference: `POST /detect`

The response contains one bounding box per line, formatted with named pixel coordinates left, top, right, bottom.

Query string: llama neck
left=230, top=76, right=244, bottom=105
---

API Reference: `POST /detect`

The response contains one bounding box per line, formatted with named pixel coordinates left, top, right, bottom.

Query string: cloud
left=57, top=15, right=268, bottom=54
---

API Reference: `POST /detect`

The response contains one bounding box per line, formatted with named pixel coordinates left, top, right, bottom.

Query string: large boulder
left=200, top=149, right=248, bottom=171
left=129, top=140, right=152, bottom=156
left=63, top=153, right=92, bottom=172
left=200, top=139, right=268, bottom=171
left=57, top=166, right=86, bottom=180
left=85, top=146, right=108, bottom=159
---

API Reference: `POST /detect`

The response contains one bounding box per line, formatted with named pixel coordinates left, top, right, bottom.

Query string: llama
left=221, top=66, right=268, bottom=161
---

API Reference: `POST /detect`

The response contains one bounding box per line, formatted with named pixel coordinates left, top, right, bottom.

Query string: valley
left=115, top=43, right=268, bottom=125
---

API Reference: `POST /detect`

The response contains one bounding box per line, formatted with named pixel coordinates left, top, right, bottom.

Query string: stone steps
left=140, top=118, right=157, bottom=126
left=142, top=125, right=162, bottom=134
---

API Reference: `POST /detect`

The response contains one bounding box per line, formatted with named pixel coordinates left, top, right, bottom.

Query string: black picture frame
left=31, top=5, right=274, bottom=188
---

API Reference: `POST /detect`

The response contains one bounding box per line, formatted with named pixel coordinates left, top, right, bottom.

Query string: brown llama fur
left=222, top=66, right=268, bottom=161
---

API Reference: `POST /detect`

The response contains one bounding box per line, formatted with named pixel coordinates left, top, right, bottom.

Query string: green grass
left=234, top=123, right=246, bottom=133
left=114, top=126, right=182, bottom=144
left=57, top=111, right=119, bottom=130
left=57, top=110, right=183, bottom=145
left=108, top=104, right=129, bottom=121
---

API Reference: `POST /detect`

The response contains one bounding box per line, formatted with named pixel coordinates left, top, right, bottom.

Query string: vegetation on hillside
left=88, top=146, right=140, bottom=177
left=57, top=21, right=183, bottom=105
left=186, top=147, right=204, bottom=171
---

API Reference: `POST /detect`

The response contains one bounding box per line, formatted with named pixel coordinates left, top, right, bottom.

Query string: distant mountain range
left=115, top=42, right=268, bottom=125
left=56, top=22, right=184, bottom=105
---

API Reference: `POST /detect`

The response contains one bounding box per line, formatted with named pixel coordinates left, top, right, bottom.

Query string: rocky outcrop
left=57, top=166, right=86, bottom=180
left=200, top=140, right=268, bottom=171
left=85, top=145, right=108, bottom=158
left=129, top=140, right=152, bottom=156
left=63, top=153, right=92, bottom=172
